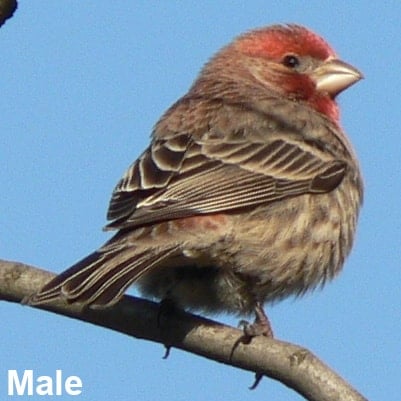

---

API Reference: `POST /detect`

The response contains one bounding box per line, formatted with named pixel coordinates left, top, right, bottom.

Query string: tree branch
left=0, top=258, right=367, bottom=401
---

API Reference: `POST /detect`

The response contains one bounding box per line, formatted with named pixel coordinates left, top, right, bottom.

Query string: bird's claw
left=239, top=303, right=274, bottom=339
left=249, top=372, right=263, bottom=390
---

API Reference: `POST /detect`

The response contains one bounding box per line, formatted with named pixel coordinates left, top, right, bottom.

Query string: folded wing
left=106, top=131, right=347, bottom=230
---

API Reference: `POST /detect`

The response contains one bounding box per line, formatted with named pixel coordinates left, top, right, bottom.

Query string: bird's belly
left=138, top=190, right=358, bottom=316
left=231, top=190, right=358, bottom=305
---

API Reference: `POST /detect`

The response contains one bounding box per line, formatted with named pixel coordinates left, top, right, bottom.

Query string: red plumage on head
left=231, top=25, right=342, bottom=123
left=235, top=25, right=335, bottom=61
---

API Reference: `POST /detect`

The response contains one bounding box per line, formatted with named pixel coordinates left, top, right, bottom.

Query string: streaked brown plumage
left=27, top=25, right=363, bottom=333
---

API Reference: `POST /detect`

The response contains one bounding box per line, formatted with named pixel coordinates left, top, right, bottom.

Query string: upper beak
left=311, top=58, right=363, bottom=97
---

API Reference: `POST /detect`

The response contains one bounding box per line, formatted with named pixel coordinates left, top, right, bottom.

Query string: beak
left=311, top=58, right=363, bottom=97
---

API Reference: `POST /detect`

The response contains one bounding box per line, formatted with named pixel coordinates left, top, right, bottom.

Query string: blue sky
left=1, top=2, right=399, bottom=400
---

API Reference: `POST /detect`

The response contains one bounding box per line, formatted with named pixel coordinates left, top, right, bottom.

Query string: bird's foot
left=157, top=298, right=177, bottom=328
left=157, top=298, right=179, bottom=359
left=239, top=302, right=274, bottom=338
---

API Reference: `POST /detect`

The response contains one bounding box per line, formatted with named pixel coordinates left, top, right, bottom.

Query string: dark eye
left=282, top=54, right=300, bottom=69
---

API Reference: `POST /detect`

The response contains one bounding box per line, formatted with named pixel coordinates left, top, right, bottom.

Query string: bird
left=27, top=24, right=363, bottom=336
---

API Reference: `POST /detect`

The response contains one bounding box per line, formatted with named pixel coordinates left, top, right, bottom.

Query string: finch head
left=193, top=24, right=362, bottom=124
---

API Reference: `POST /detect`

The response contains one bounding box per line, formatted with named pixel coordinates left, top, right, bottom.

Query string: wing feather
left=106, top=131, right=347, bottom=230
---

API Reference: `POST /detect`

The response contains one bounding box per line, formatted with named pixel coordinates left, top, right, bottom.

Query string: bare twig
left=0, top=258, right=368, bottom=401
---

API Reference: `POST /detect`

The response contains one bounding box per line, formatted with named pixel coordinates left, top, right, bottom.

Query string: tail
left=25, top=236, right=179, bottom=308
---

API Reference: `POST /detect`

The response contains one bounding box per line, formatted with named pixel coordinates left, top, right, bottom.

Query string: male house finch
left=28, top=24, right=363, bottom=336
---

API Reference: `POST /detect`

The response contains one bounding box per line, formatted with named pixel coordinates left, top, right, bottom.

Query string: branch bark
left=1, top=258, right=367, bottom=401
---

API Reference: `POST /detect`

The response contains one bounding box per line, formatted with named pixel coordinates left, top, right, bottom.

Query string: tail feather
left=24, top=251, right=102, bottom=305
left=26, top=244, right=180, bottom=308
